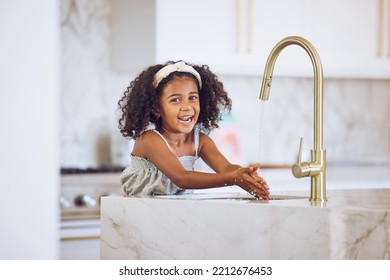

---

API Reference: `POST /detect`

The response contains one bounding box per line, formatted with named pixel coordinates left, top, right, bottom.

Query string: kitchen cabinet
left=60, top=238, right=100, bottom=260
left=110, top=0, right=390, bottom=78
left=310, top=0, right=390, bottom=78
left=157, top=0, right=315, bottom=75
left=110, top=0, right=238, bottom=74
left=245, top=0, right=390, bottom=78
left=251, top=0, right=315, bottom=75
left=155, top=0, right=236, bottom=68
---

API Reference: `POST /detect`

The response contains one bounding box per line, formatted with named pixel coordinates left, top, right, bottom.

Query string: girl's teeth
left=179, top=116, right=192, bottom=122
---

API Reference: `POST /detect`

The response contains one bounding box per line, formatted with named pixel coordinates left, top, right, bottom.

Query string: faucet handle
left=292, top=137, right=311, bottom=178
left=296, top=137, right=303, bottom=164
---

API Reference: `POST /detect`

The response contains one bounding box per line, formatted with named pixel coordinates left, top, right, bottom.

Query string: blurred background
left=1, top=0, right=389, bottom=259
left=60, top=0, right=390, bottom=169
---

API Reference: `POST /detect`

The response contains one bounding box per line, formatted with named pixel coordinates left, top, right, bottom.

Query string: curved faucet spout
left=259, top=36, right=326, bottom=203
left=259, top=36, right=323, bottom=150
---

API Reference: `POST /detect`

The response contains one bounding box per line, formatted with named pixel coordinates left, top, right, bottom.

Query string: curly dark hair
left=117, top=60, right=232, bottom=139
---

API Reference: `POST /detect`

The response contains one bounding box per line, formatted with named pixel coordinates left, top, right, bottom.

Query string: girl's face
left=156, top=76, right=200, bottom=135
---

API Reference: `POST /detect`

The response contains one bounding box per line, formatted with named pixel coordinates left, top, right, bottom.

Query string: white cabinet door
left=112, top=0, right=389, bottom=77
left=156, top=0, right=319, bottom=75
left=252, top=0, right=316, bottom=75
left=110, top=0, right=238, bottom=73
left=249, top=0, right=390, bottom=78
left=311, top=0, right=390, bottom=78
left=156, top=0, right=237, bottom=69
left=60, top=238, right=100, bottom=260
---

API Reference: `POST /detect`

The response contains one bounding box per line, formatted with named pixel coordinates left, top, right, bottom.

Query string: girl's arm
left=198, top=132, right=240, bottom=173
left=198, top=133, right=269, bottom=199
left=134, top=131, right=269, bottom=199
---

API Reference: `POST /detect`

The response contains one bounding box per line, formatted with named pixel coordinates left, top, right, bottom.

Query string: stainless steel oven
left=59, top=168, right=124, bottom=259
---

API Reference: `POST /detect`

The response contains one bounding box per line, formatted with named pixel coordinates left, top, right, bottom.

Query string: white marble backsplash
left=60, top=0, right=390, bottom=168
left=219, top=76, right=390, bottom=165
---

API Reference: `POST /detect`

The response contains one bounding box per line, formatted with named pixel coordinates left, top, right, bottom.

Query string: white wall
left=0, top=1, right=60, bottom=259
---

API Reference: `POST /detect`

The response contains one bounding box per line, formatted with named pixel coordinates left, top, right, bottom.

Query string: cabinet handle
left=388, top=0, right=390, bottom=57
left=247, top=0, right=254, bottom=53
left=236, top=0, right=254, bottom=54
left=378, top=0, right=385, bottom=57
left=236, top=0, right=243, bottom=53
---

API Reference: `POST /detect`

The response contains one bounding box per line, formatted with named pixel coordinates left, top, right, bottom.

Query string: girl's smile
left=178, top=115, right=194, bottom=125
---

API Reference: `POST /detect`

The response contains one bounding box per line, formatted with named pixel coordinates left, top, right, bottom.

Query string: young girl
left=117, top=60, right=270, bottom=200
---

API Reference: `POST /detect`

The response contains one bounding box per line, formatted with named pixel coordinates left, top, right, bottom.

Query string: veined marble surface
left=100, top=179, right=390, bottom=260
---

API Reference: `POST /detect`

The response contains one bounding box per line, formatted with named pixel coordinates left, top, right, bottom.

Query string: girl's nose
left=180, top=100, right=193, bottom=111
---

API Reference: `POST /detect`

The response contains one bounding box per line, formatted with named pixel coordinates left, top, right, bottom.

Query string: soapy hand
left=234, top=163, right=270, bottom=200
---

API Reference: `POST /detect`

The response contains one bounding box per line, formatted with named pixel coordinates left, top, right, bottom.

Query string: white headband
left=153, top=61, right=202, bottom=89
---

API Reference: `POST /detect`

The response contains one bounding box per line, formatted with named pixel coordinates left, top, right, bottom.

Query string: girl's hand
left=233, top=164, right=270, bottom=200
left=248, top=163, right=270, bottom=196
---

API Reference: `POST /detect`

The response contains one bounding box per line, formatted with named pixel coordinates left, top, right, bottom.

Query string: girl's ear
left=152, top=106, right=160, bottom=118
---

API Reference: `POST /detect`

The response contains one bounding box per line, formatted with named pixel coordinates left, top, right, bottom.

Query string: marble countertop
left=100, top=188, right=390, bottom=259
left=100, top=166, right=390, bottom=260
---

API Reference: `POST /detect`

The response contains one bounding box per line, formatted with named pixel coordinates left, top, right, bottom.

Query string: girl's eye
left=170, top=98, right=180, bottom=103
left=189, top=95, right=198, bottom=101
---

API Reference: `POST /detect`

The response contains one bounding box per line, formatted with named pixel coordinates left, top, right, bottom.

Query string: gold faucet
left=259, top=36, right=326, bottom=202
